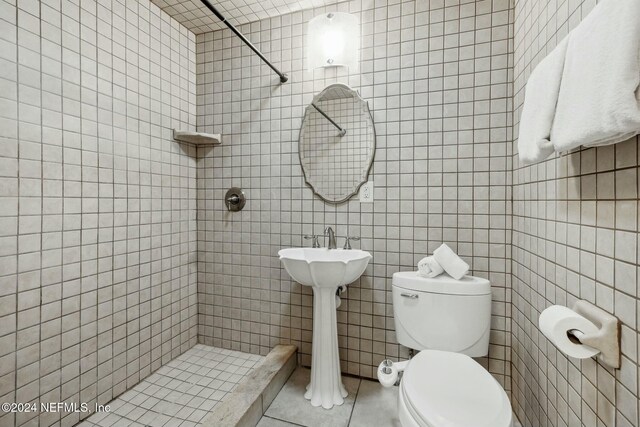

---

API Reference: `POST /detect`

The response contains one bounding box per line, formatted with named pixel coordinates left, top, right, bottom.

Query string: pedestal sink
left=278, top=248, right=372, bottom=409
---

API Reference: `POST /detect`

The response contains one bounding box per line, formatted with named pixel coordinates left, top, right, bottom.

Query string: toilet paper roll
left=539, top=305, right=600, bottom=359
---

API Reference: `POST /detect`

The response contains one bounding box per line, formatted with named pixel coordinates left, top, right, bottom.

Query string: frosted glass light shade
left=307, top=12, right=359, bottom=71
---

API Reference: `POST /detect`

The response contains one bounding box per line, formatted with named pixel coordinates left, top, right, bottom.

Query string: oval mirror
left=299, top=84, right=376, bottom=203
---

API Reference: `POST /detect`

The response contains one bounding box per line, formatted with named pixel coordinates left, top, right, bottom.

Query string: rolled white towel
left=417, top=256, right=444, bottom=278
left=433, top=244, right=469, bottom=280
left=417, top=257, right=430, bottom=276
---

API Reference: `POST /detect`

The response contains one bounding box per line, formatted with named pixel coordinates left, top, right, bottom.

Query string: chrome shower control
left=224, top=187, right=246, bottom=211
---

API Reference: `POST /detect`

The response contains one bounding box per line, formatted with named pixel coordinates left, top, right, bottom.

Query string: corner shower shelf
left=173, top=129, right=221, bottom=145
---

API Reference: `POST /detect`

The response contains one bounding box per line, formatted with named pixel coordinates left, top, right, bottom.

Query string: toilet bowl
left=386, top=271, right=513, bottom=427
left=397, top=350, right=512, bottom=427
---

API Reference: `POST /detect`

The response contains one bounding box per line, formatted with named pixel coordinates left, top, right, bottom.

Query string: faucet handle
left=303, top=234, right=321, bottom=248
left=343, top=235, right=360, bottom=250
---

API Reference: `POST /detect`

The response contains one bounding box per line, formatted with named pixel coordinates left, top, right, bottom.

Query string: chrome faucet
left=324, top=226, right=337, bottom=249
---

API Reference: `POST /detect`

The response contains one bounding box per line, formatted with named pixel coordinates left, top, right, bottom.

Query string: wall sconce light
left=307, top=12, right=359, bottom=71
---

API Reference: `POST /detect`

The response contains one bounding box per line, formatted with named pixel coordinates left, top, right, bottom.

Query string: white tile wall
left=6, top=0, right=637, bottom=425
left=195, top=0, right=514, bottom=389
left=0, top=0, right=198, bottom=425
left=512, top=0, right=640, bottom=426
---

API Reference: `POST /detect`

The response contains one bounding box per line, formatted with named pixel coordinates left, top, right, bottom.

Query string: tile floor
left=259, top=367, right=524, bottom=427
left=79, top=345, right=265, bottom=427
left=258, top=367, right=400, bottom=427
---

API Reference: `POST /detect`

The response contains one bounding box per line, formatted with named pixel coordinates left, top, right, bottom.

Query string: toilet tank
left=392, top=272, right=492, bottom=357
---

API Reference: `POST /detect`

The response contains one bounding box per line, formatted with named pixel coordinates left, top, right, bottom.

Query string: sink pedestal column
left=305, top=285, right=348, bottom=409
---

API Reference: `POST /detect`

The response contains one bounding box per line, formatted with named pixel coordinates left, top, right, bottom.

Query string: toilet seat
left=399, top=350, right=512, bottom=427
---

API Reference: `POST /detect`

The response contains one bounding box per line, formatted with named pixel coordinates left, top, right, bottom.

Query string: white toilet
left=389, top=271, right=513, bottom=427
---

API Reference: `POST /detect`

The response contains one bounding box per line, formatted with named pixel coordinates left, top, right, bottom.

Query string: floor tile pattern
left=260, top=367, right=398, bottom=427
left=78, top=345, right=264, bottom=427
left=260, top=367, right=522, bottom=427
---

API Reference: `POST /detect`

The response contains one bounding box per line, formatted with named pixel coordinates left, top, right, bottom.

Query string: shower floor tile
left=78, top=345, right=265, bottom=427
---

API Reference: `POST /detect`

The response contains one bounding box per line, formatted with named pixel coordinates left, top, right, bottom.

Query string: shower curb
left=200, top=344, right=297, bottom=427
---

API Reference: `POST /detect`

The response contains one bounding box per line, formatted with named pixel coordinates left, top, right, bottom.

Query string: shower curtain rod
left=199, top=0, right=288, bottom=83
left=312, top=103, right=347, bottom=137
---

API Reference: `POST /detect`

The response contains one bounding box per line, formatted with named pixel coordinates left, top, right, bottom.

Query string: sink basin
left=279, top=247, right=372, bottom=409
left=278, top=248, right=371, bottom=288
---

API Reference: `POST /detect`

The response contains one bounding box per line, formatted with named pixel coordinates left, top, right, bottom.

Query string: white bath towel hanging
left=517, top=37, right=569, bottom=165
left=550, top=0, right=640, bottom=151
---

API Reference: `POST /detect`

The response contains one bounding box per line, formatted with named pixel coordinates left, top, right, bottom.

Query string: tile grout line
left=82, top=345, right=264, bottom=426
left=344, top=377, right=362, bottom=427
left=260, top=414, right=307, bottom=427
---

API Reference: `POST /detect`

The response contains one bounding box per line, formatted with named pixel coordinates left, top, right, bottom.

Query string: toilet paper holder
left=570, top=300, right=621, bottom=369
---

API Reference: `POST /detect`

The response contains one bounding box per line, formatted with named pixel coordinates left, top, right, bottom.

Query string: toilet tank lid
left=392, top=271, right=491, bottom=295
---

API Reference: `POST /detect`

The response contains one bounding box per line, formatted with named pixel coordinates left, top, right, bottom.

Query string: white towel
left=433, top=244, right=469, bottom=280
left=551, top=0, right=640, bottom=151
left=517, top=37, right=569, bottom=165
left=417, top=256, right=444, bottom=278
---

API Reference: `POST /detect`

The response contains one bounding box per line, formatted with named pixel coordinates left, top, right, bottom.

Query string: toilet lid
left=402, top=350, right=511, bottom=427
